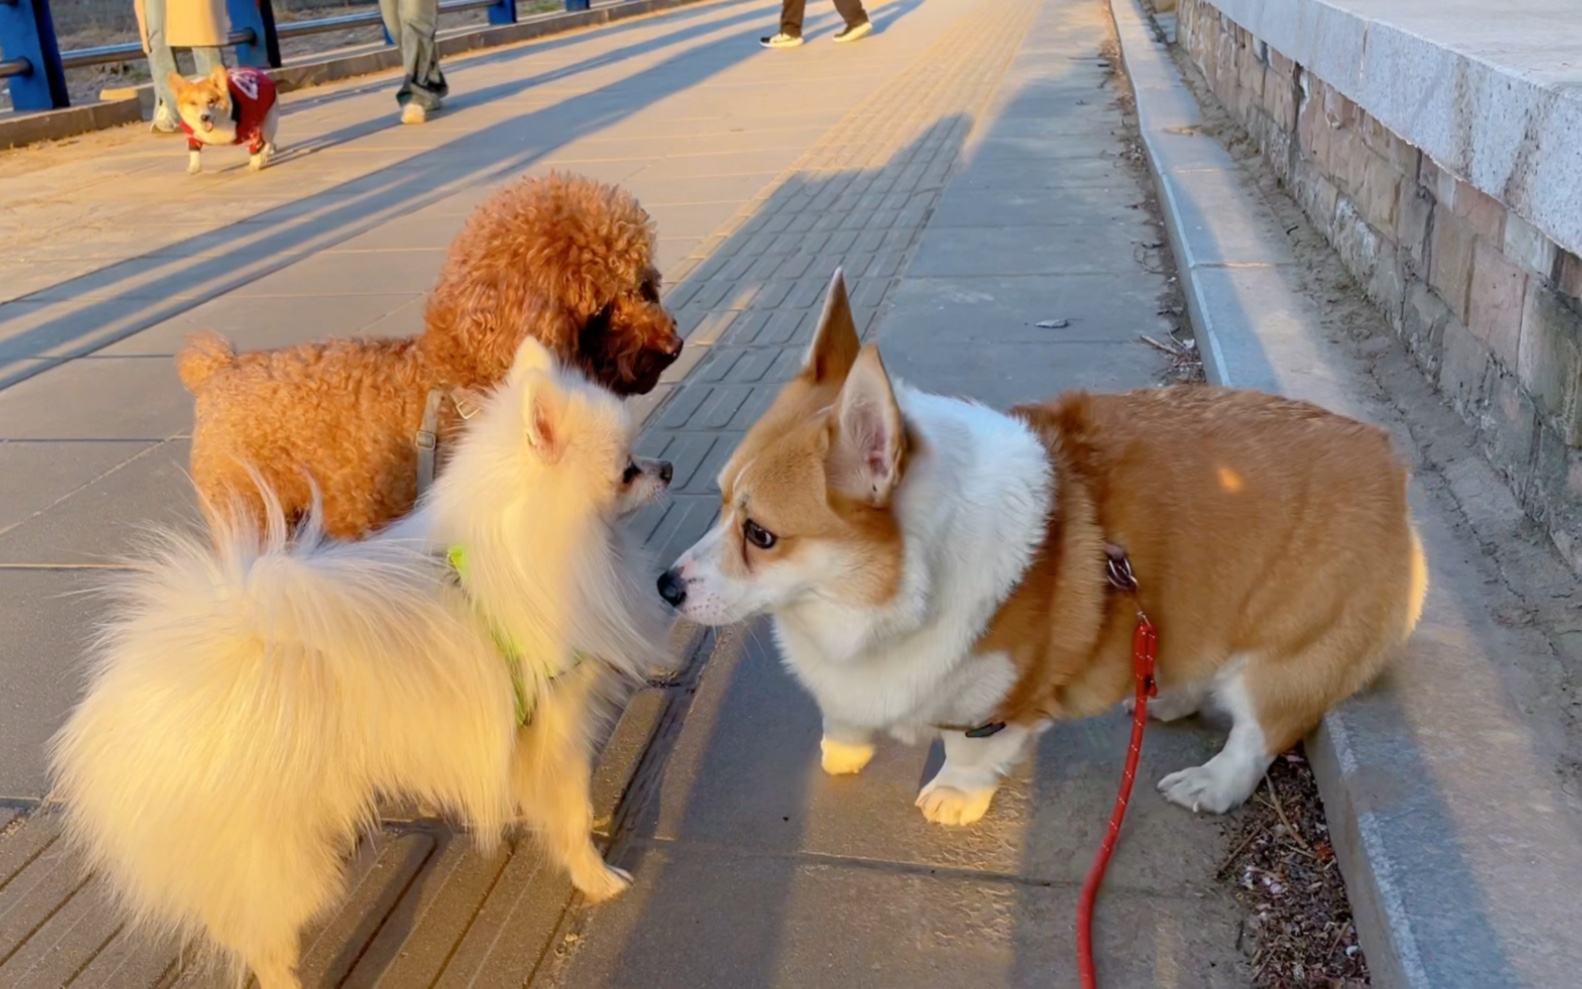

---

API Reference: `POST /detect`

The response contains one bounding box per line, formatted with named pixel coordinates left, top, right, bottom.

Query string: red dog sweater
left=182, top=68, right=278, bottom=155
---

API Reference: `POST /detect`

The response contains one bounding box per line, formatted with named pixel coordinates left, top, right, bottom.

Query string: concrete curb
left=1110, top=1, right=1484, bottom=987
left=0, top=0, right=711, bottom=150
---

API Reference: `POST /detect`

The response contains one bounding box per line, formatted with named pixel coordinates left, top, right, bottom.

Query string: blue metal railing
left=1, top=0, right=592, bottom=112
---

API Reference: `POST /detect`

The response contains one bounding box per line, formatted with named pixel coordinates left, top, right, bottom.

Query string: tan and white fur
left=169, top=66, right=279, bottom=174
left=659, top=269, right=1426, bottom=826
left=49, top=338, right=673, bottom=989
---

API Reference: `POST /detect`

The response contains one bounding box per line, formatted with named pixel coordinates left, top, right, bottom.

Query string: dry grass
left=1219, top=748, right=1370, bottom=988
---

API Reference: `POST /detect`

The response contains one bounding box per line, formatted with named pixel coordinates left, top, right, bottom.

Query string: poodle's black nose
left=657, top=568, right=687, bottom=608
left=658, top=461, right=674, bottom=485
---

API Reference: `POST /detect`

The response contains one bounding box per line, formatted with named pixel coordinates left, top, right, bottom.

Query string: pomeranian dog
left=49, top=338, right=674, bottom=989
left=168, top=65, right=280, bottom=174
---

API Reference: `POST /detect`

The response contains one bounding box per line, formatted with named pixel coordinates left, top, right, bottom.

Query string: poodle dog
left=179, top=171, right=683, bottom=541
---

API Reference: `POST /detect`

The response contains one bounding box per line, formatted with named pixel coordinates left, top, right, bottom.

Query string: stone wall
left=1175, top=0, right=1582, bottom=575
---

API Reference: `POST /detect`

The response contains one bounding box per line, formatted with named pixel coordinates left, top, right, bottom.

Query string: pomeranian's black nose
left=657, top=568, right=687, bottom=608
left=658, top=461, right=674, bottom=485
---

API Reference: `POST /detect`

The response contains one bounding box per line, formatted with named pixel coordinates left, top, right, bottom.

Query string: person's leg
left=830, top=0, right=872, bottom=41
left=780, top=0, right=807, bottom=36
left=144, top=0, right=181, bottom=129
left=191, top=46, right=225, bottom=76
left=832, top=0, right=869, bottom=27
left=398, top=0, right=447, bottom=111
left=762, top=0, right=807, bottom=47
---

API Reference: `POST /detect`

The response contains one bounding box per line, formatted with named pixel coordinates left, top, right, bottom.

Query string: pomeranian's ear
left=519, top=370, right=568, bottom=463
left=167, top=72, right=191, bottom=94
left=508, top=336, right=557, bottom=386
left=207, top=65, right=229, bottom=89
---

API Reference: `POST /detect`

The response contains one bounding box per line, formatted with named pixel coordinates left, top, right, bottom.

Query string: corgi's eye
left=622, top=461, right=640, bottom=485
left=743, top=519, right=777, bottom=550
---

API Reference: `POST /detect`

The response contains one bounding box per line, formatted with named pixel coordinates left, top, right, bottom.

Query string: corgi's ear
left=519, top=369, right=567, bottom=463
left=829, top=344, right=905, bottom=505
left=508, top=336, right=556, bottom=385
left=167, top=72, right=190, bottom=94
left=207, top=65, right=229, bottom=89
left=802, top=267, right=860, bottom=386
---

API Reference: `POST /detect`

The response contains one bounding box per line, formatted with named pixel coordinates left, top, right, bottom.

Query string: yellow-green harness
left=445, top=545, right=584, bottom=726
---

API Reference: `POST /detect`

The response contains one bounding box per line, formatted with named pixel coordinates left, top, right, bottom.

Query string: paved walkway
left=0, top=0, right=1250, bottom=985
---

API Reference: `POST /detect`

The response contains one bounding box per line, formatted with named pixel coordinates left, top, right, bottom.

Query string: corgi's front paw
left=186, top=152, right=202, bottom=175
left=915, top=780, right=996, bottom=826
left=248, top=153, right=265, bottom=171
left=574, top=864, right=632, bottom=903
left=820, top=737, right=875, bottom=776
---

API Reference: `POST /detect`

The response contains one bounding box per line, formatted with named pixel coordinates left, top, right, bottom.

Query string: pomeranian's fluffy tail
left=48, top=493, right=516, bottom=979
left=175, top=330, right=236, bottom=392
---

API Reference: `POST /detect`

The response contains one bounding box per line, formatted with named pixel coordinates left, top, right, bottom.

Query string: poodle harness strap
left=444, top=544, right=586, bottom=726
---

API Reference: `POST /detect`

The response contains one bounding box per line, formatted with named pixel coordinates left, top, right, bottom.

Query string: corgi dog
left=168, top=65, right=280, bottom=174
left=657, top=269, right=1426, bottom=826
left=49, top=338, right=674, bottom=989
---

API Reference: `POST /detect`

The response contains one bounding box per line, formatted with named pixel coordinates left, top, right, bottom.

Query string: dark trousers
left=781, top=0, right=869, bottom=36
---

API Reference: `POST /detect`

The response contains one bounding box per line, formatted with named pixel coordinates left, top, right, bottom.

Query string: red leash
left=1077, top=550, right=1159, bottom=989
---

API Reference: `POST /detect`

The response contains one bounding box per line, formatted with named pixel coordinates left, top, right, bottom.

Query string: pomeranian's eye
left=743, top=519, right=777, bottom=550
left=621, top=461, right=641, bottom=485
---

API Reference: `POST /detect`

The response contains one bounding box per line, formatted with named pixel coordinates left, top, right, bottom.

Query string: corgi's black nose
left=658, top=461, right=674, bottom=485
left=657, top=568, right=687, bottom=608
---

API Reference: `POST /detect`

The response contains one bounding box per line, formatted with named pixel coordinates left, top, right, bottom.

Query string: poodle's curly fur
left=179, top=172, right=682, bottom=540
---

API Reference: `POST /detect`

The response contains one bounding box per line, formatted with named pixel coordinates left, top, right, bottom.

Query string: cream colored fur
left=49, top=339, right=672, bottom=989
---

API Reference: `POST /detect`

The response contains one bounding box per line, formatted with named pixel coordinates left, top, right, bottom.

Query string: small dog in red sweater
left=168, top=66, right=280, bottom=174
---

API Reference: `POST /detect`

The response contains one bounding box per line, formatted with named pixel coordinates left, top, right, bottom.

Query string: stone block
left=1269, top=47, right=1296, bottom=80
left=1533, top=429, right=1582, bottom=575
left=1503, top=213, right=1559, bottom=279
left=1517, top=284, right=1582, bottom=446
left=1397, top=181, right=1434, bottom=271
left=1322, top=84, right=1358, bottom=132
left=1403, top=279, right=1452, bottom=376
left=1354, top=148, right=1403, bottom=231
left=1453, top=178, right=1507, bottom=244
left=1488, top=368, right=1541, bottom=482
left=1417, top=155, right=1444, bottom=201
left=1468, top=240, right=1528, bottom=368
left=1439, top=314, right=1492, bottom=417
left=1429, top=204, right=1476, bottom=323
left=1557, top=250, right=1582, bottom=304
left=1263, top=69, right=1297, bottom=133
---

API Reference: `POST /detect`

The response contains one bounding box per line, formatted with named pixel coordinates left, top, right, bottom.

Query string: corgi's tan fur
left=660, top=269, right=1426, bottom=824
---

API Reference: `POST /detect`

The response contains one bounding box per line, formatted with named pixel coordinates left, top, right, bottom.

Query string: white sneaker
left=759, top=32, right=804, bottom=49
left=833, top=21, right=873, bottom=42
left=151, top=107, right=180, bottom=134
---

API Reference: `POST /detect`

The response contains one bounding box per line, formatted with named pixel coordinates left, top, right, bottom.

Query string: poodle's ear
left=802, top=267, right=860, bottom=386
left=518, top=369, right=567, bottom=464
left=507, top=336, right=557, bottom=386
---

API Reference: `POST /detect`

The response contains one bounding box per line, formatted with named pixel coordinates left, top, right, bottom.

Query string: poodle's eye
left=639, top=281, right=660, bottom=304
left=622, top=461, right=641, bottom=485
left=743, top=519, right=777, bottom=550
